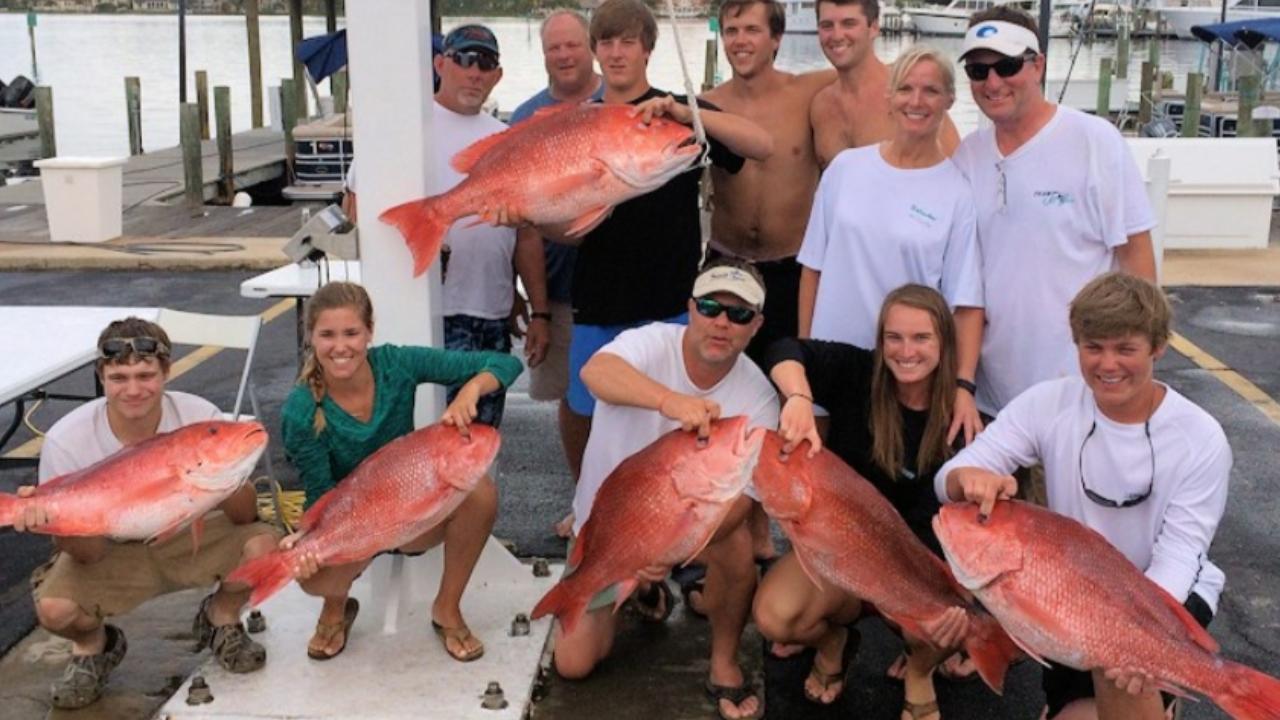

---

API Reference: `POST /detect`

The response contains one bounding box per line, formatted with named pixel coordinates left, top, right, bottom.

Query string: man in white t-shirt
left=15, top=317, right=279, bottom=711
left=554, top=259, right=780, bottom=720
left=430, top=24, right=548, bottom=427
left=952, top=7, right=1157, bottom=416
left=936, top=273, right=1231, bottom=720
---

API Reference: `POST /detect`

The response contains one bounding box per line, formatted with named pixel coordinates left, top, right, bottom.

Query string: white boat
left=905, top=0, right=1079, bottom=37
left=1160, top=0, right=1280, bottom=39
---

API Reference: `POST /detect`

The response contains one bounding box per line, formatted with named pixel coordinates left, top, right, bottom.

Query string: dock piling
left=196, top=70, right=210, bottom=140
left=1139, top=61, right=1154, bottom=125
left=1117, top=19, right=1130, bottom=79
left=35, top=85, right=55, bottom=159
left=703, top=38, right=717, bottom=93
left=1097, top=57, right=1113, bottom=118
left=180, top=103, right=203, bottom=211
left=333, top=70, right=348, bottom=116
left=1182, top=72, right=1203, bottom=138
left=281, top=79, right=299, bottom=172
left=1239, top=73, right=1260, bottom=138
left=246, top=0, right=264, bottom=128
left=125, top=76, right=143, bottom=155
left=215, top=86, right=234, bottom=204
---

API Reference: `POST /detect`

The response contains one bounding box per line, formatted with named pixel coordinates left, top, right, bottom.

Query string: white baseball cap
left=960, top=20, right=1041, bottom=60
left=692, top=264, right=766, bottom=309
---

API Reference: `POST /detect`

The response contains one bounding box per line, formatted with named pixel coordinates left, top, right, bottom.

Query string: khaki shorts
left=528, top=300, right=574, bottom=402
left=32, top=513, right=280, bottom=619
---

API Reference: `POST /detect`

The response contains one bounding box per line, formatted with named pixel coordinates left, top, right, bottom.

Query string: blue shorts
left=566, top=313, right=688, bottom=416
left=444, top=315, right=512, bottom=428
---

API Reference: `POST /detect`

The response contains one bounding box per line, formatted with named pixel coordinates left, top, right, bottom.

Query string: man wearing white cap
left=552, top=257, right=780, bottom=720
left=952, top=7, right=1157, bottom=419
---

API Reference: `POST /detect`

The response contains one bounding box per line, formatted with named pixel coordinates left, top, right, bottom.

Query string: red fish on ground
left=531, top=416, right=765, bottom=633
left=934, top=500, right=1280, bottom=720
left=227, top=423, right=500, bottom=607
left=752, top=432, right=1018, bottom=694
left=379, top=103, right=701, bottom=275
left=0, top=420, right=267, bottom=546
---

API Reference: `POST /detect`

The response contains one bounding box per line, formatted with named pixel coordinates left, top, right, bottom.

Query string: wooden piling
left=281, top=79, right=299, bottom=170
left=34, top=86, right=55, bottom=159
left=245, top=0, right=264, bottom=128
left=180, top=103, right=203, bottom=210
left=196, top=70, right=210, bottom=140
left=703, top=38, right=717, bottom=93
left=1181, top=72, right=1203, bottom=138
left=1117, top=19, right=1130, bottom=79
left=1239, top=73, right=1259, bottom=137
left=1097, top=57, right=1113, bottom=118
left=215, top=86, right=233, bottom=203
left=288, top=0, right=307, bottom=120
left=1139, top=61, right=1154, bottom=125
left=333, top=70, right=348, bottom=115
left=125, top=76, right=142, bottom=155
left=325, top=0, right=337, bottom=34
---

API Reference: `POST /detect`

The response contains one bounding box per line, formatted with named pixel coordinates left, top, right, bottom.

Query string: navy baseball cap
left=443, top=24, right=499, bottom=58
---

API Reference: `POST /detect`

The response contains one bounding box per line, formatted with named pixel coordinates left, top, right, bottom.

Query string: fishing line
left=1057, top=0, right=1100, bottom=105
left=662, top=0, right=712, bottom=168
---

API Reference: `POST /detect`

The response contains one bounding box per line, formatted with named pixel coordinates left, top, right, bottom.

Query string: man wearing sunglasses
left=429, top=24, right=549, bottom=427
left=552, top=258, right=779, bottom=720
left=951, top=7, right=1157, bottom=422
left=15, top=317, right=279, bottom=710
left=935, top=273, right=1231, bottom=720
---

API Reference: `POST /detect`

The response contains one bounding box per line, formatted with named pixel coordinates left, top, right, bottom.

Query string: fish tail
left=964, top=609, right=1020, bottom=696
left=378, top=199, right=449, bottom=277
left=1214, top=661, right=1280, bottom=720
left=531, top=580, right=589, bottom=636
left=225, top=552, right=294, bottom=607
left=0, top=493, right=17, bottom=528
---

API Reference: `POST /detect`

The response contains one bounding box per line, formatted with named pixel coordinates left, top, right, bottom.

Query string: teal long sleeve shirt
left=281, top=343, right=523, bottom=508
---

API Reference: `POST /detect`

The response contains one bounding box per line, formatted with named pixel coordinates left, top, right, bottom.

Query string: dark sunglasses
left=99, top=336, right=170, bottom=360
left=963, top=53, right=1037, bottom=82
left=447, top=50, right=500, bottom=72
left=693, top=297, right=758, bottom=325
left=1078, top=416, right=1155, bottom=509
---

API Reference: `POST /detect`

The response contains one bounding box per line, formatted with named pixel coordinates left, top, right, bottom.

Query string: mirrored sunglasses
left=963, top=53, right=1036, bottom=81
left=693, top=297, right=758, bottom=325
left=99, top=336, right=170, bottom=360
left=447, top=50, right=500, bottom=72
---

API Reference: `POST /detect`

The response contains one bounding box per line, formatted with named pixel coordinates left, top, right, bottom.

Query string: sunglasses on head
left=693, top=297, right=758, bottom=325
left=99, top=337, right=170, bottom=360
left=963, top=52, right=1037, bottom=81
left=447, top=50, right=500, bottom=72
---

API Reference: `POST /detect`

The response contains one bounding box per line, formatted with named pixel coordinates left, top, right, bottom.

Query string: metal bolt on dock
left=186, top=675, right=214, bottom=705
left=246, top=609, right=266, bottom=633
left=510, top=612, right=531, bottom=636
left=481, top=681, right=508, bottom=710
left=532, top=558, right=550, bottom=577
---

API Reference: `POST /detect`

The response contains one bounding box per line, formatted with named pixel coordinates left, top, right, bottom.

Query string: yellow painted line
left=4, top=299, right=296, bottom=460
left=1169, top=331, right=1280, bottom=427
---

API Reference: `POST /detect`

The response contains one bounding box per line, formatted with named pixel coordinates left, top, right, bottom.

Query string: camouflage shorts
left=444, top=314, right=513, bottom=428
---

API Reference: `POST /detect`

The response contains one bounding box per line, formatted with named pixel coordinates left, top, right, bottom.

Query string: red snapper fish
left=752, top=432, right=1018, bottom=694
left=380, top=103, right=701, bottom=275
left=934, top=501, right=1280, bottom=719
left=532, top=416, right=765, bottom=633
left=228, top=423, right=499, bottom=606
left=0, top=421, right=267, bottom=545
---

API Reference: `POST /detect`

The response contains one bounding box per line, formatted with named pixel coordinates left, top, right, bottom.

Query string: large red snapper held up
left=531, top=416, right=766, bottom=633
left=379, top=103, right=702, bottom=276
left=934, top=501, right=1280, bottom=720
left=227, top=423, right=500, bottom=607
left=752, top=431, right=1019, bottom=694
left=0, top=420, right=267, bottom=546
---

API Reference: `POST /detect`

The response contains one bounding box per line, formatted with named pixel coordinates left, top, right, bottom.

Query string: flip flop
left=630, top=579, right=675, bottom=623
left=432, top=620, right=485, bottom=662
left=307, top=597, right=359, bottom=661
left=704, top=678, right=763, bottom=720
left=804, top=626, right=861, bottom=705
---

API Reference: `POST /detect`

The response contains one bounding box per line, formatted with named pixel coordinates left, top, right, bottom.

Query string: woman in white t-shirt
left=798, top=45, right=986, bottom=447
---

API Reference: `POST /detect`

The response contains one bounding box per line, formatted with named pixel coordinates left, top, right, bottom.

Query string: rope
left=1057, top=0, right=1100, bottom=104
left=662, top=0, right=712, bottom=169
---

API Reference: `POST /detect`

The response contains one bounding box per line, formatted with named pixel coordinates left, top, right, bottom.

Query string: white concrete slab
left=159, top=540, right=563, bottom=720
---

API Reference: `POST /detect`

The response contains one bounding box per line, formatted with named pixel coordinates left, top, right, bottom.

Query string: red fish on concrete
left=531, top=416, right=765, bottom=633
left=227, top=423, right=500, bottom=607
left=0, top=420, right=267, bottom=546
left=752, top=432, right=1018, bottom=694
left=934, top=500, right=1280, bottom=719
left=380, top=103, right=701, bottom=275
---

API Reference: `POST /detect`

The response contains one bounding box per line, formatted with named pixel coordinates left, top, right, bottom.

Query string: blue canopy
left=297, top=29, right=444, bottom=87
left=1191, top=17, right=1280, bottom=48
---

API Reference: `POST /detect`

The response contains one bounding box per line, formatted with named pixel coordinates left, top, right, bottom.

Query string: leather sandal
left=704, top=678, right=763, bottom=720
left=307, top=597, right=359, bottom=661
left=432, top=620, right=484, bottom=662
left=803, top=626, right=861, bottom=705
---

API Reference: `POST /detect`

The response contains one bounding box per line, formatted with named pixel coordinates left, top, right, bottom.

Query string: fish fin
left=189, top=517, right=205, bottom=558
left=963, top=609, right=1021, bottom=695
left=378, top=199, right=449, bottom=276
left=295, top=488, right=341, bottom=534
left=0, top=493, right=18, bottom=528
left=562, top=206, right=614, bottom=238
left=450, top=128, right=515, bottom=174
left=527, top=102, right=580, bottom=124
left=612, top=579, right=639, bottom=614
left=1006, top=632, right=1053, bottom=669
left=790, top=547, right=826, bottom=591
left=568, top=528, right=588, bottom=569
left=1215, top=661, right=1280, bottom=720
left=1154, top=584, right=1220, bottom=654
left=225, top=551, right=295, bottom=607
left=531, top=580, right=590, bottom=636
left=146, top=517, right=190, bottom=546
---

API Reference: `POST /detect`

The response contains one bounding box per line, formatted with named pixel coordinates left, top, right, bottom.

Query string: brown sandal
left=432, top=620, right=484, bottom=662
left=803, top=626, right=861, bottom=705
left=307, top=598, right=359, bottom=660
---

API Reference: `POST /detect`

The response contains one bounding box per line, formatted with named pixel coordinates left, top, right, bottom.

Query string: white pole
left=1145, top=152, right=1171, bottom=283
left=346, top=0, right=443, bottom=428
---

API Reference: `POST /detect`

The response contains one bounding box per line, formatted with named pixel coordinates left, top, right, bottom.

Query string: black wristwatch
left=956, top=378, right=977, bottom=395
left=530, top=311, right=552, bottom=322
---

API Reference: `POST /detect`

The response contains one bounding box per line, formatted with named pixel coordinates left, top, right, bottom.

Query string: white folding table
left=239, top=260, right=361, bottom=357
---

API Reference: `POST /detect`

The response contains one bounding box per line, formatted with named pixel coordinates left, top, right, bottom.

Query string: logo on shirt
left=1034, top=190, right=1075, bottom=207
left=909, top=204, right=939, bottom=226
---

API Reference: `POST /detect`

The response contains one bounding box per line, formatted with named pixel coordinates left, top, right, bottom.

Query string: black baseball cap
left=443, top=24, right=499, bottom=58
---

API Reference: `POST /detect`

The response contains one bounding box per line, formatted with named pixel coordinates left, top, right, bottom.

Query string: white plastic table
left=239, top=260, right=361, bottom=355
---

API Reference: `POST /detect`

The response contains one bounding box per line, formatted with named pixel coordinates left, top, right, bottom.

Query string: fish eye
left=208, top=427, right=218, bottom=435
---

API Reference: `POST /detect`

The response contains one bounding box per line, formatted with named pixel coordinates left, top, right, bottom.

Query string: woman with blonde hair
left=279, top=282, right=522, bottom=663
left=754, top=285, right=972, bottom=720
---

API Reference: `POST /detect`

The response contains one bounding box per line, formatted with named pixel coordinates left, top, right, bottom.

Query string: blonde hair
left=297, top=282, right=374, bottom=434
left=1069, top=272, right=1171, bottom=349
left=887, top=45, right=956, bottom=99
left=869, top=285, right=958, bottom=480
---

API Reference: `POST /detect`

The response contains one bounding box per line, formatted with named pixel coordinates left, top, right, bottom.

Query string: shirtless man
left=702, top=0, right=835, bottom=364
left=809, top=0, right=959, bottom=170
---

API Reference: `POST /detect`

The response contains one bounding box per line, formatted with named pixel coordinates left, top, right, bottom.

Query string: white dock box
left=1127, top=138, right=1280, bottom=250
left=33, top=156, right=128, bottom=244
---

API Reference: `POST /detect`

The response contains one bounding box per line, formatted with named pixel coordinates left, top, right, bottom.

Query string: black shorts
left=1042, top=591, right=1214, bottom=718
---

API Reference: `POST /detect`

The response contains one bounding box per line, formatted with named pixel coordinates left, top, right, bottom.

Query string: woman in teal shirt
left=280, top=281, right=522, bottom=663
